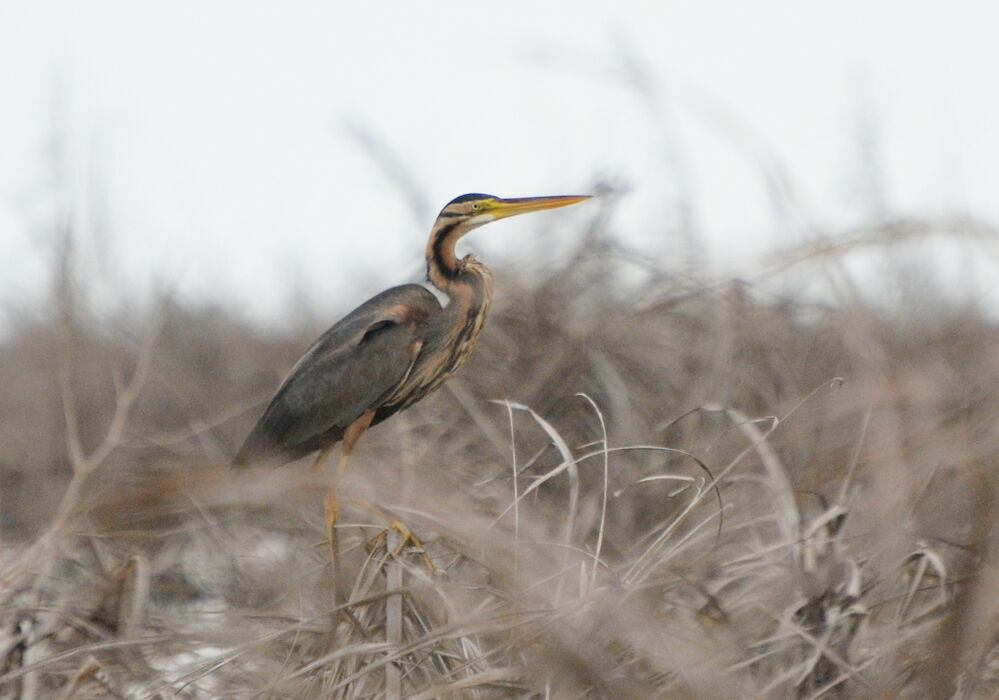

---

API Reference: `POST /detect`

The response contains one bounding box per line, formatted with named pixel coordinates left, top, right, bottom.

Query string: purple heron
left=234, top=193, right=589, bottom=571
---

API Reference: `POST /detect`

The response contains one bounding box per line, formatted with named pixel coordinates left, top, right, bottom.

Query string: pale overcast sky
left=1, top=1, right=997, bottom=328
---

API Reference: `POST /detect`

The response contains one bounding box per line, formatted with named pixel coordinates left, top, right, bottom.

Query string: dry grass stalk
left=2, top=207, right=998, bottom=696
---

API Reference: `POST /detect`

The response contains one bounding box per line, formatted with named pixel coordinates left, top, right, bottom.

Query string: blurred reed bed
left=2, top=206, right=999, bottom=698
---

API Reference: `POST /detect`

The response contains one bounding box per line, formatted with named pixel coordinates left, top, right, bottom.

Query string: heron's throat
left=426, top=220, right=468, bottom=289
left=425, top=217, right=494, bottom=318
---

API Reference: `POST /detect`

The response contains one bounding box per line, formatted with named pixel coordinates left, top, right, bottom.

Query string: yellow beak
left=488, top=195, right=590, bottom=220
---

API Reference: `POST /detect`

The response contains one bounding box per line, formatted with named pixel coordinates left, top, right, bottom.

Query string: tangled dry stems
left=2, top=217, right=999, bottom=698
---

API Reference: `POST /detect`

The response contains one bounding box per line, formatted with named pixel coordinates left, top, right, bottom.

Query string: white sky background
left=1, top=1, right=997, bottom=330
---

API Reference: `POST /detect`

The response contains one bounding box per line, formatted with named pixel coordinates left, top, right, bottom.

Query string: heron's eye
left=471, top=202, right=480, bottom=211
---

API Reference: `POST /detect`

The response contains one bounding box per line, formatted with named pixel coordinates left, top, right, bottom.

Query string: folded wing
left=234, top=285, right=440, bottom=465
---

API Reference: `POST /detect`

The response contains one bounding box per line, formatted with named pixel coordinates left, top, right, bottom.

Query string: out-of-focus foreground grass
left=2, top=202, right=999, bottom=698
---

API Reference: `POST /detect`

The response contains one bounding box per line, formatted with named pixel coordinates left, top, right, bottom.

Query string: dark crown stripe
left=448, top=193, right=492, bottom=204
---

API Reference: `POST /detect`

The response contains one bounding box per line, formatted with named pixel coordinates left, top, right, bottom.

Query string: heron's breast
left=389, top=271, right=493, bottom=409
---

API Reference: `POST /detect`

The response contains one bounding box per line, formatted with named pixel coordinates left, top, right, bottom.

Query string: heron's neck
left=426, top=219, right=465, bottom=289
left=425, top=218, right=494, bottom=314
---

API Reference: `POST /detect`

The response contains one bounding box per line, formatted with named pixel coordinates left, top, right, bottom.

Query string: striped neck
left=424, top=212, right=494, bottom=313
left=426, top=218, right=469, bottom=291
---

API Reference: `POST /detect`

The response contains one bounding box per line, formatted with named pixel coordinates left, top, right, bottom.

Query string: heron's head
left=436, top=193, right=590, bottom=233
left=427, top=192, right=589, bottom=287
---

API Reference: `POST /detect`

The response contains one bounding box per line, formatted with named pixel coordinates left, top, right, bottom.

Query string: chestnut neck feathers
left=425, top=214, right=494, bottom=311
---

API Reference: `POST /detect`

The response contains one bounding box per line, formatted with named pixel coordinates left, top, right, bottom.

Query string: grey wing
left=235, top=285, right=440, bottom=465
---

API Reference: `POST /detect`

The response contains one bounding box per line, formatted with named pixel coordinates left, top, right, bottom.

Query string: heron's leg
left=323, top=410, right=376, bottom=583
left=307, top=444, right=336, bottom=559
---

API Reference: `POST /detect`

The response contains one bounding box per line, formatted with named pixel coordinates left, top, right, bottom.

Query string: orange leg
left=322, top=410, right=376, bottom=594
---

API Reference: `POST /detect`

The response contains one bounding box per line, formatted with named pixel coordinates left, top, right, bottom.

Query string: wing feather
left=235, top=284, right=439, bottom=464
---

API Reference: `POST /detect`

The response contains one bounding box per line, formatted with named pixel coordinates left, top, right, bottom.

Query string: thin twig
left=385, top=529, right=403, bottom=699
left=577, top=393, right=609, bottom=594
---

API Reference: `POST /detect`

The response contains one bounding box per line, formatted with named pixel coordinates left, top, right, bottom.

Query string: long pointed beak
left=488, top=195, right=590, bottom=220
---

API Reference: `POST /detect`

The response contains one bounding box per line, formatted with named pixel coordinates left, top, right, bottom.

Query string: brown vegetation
left=2, top=208, right=999, bottom=697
